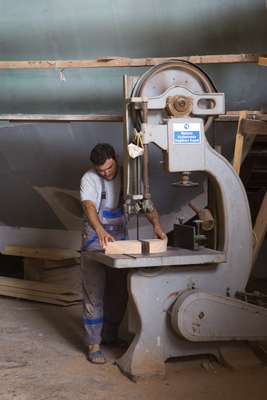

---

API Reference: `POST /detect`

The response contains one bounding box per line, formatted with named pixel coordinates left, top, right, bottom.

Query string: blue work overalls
left=81, top=177, right=128, bottom=345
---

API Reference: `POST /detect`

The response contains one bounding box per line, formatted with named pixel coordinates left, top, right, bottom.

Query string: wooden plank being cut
left=142, top=238, right=167, bottom=254
left=105, top=240, right=142, bottom=255
left=2, top=245, right=80, bottom=260
left=105, top=239, right=167, bottom=255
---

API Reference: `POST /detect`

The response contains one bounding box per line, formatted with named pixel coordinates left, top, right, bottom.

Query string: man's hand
left=145, top=208, right=166, bottom=240
left=82, top=200, right=115, bottom=249
left=154, top=224, right=167, bottom=240
left=96, top=227, right=115, bottom=248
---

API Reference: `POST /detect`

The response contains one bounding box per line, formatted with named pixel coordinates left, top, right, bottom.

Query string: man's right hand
left=96, top=227, right=115, bottom=249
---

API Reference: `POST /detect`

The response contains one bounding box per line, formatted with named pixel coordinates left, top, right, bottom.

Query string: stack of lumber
left=1, top=245, right=82, bottom=305
left=24, top=257, right=82, bottom=295
left=2, top=245, right=80, bottom=260
left=0, top=276, right=81, bottom=306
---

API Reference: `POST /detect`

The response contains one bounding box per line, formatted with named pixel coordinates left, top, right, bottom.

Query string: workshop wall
left=0, top=0, right=266, bottom=113
left=0, top=0, right=266, bottom=238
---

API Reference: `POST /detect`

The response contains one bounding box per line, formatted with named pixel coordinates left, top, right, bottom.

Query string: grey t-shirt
left=80, top=168, right=121, bottom=211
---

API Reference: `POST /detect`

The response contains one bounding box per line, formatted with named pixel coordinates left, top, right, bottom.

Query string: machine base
left=116, top=268, right=267, bottom=380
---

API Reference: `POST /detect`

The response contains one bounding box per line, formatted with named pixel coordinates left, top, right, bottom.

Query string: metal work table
left=86, top=247, right=226, bottom=269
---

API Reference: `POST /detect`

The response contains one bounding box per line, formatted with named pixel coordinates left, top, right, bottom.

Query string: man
left=80, top=143, right=165, bottom=364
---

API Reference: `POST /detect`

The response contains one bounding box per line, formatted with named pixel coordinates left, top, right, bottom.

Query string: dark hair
left=90, top=143, right=116, bottom=166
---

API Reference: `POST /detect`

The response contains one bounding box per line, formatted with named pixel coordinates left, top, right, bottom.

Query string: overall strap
left=119, top=166, right=124, bottom=207
left=98, top=178, right=106, bottom=214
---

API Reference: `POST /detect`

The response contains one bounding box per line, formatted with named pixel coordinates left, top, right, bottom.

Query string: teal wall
left=0, top=0, right=266, bottom=114
left=0, top=1, right=266, bottom=229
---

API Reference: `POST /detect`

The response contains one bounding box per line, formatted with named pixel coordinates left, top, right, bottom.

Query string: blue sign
left=173, top=122, right=201, bottom=144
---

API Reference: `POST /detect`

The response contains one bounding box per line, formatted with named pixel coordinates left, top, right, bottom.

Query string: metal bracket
left=147, top=86, right=225, bottom=116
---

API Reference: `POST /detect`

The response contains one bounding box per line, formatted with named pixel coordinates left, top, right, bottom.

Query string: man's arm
left=82, top=200, right=115, bottom=248
left=145, top=208, right=166, bottom=240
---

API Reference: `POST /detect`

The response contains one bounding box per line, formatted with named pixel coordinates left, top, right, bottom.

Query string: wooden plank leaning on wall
left=232, top=112, right=267, bottom=268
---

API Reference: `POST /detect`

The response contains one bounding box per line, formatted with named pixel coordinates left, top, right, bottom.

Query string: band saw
left=87, top=60, right=267, bottom=379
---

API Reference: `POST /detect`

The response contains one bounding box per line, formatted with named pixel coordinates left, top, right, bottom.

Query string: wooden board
left=0, top=54, right=258, bottom=70
left=0, top=113, right=122, bottom=122
left=0, top=277, right=81, bottom=306
left=0, top=111, right=266, bottom=123
left=105, top=239, right=167, bottom=255
left=0, top=287, right=80, bottom=306
left=252, top=192, right=267, bottom=265
left=216, top=111, right=267, bottom=122
left=259, top=56, right=267, bottom=66
left=241, top=119, right=267, bottom=135
left=0, top=276, right=79, bottom=295
left=2, top=245, right=80, bottom=260
left=105, top=240, right=142, bottom=255
left=142, top=238, right=167, bottom=254
left=232, top=111, right=248, bottom=174
left=0, top=277, right=82, bottom=306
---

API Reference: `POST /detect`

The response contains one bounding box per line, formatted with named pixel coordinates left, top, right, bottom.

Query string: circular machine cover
left=131, top=60, right=217, bottom=131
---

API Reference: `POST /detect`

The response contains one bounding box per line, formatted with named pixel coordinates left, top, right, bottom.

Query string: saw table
left=87, top=247, right=226, bottom=269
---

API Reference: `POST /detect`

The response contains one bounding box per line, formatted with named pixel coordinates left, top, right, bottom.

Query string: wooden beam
left=0, top=54, right=258, bottom=70
left=0, top=276, right=81, bottom=306
left=0, top=114, right=123, bottom=122
left=232, top=111, right=248, bottom=174
left=259, top=56, right=267, bottom=66
left=0, top=111, right=267, bottom=123
left=216, top=112, right=267, bottom=122
left=252, top=192, right=267, bottom=266
left=240, top=119, right=267, bottom=135
left=2, top=245, right=80, bottom=260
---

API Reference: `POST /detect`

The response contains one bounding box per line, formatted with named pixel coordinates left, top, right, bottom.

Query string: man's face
left=95, top=158, right=117, bottom=181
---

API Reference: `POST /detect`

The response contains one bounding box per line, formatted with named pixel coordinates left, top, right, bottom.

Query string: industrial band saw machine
left=88, top=60, right=267, bottom=379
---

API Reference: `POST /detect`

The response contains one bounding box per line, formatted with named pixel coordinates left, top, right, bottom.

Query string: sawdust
left=0, top=297, right=266, bottom=400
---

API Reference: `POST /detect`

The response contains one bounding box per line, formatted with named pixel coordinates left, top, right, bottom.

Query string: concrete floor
left=1, top=297, right=267, bottom=400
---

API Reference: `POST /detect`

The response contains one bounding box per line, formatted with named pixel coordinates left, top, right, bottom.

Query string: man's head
left=90, top=143, right=117, bottom=181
